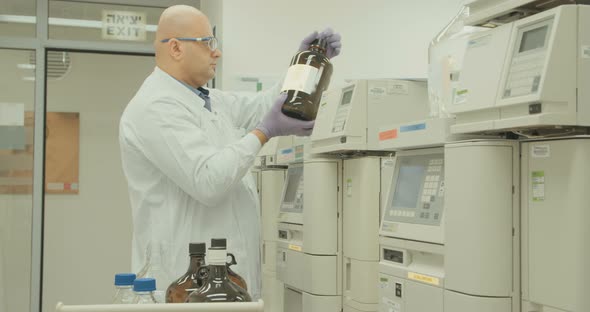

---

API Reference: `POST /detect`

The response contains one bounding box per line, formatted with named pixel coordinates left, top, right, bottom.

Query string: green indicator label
left=532, top=171, right=545, bottom=202
left=380, top=277, right=389, bottom=282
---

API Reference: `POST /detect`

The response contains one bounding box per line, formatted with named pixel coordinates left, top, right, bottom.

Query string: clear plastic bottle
left=186, top=238, right=252, bottom=303
left=281, top=38, right=333, bottom=121
left=112, top=273, right=136, bottom=304
left=133, top=278, right=158, bottom=304
left=165, top=243, right=207, bottom=303
left=136, top=243, right=169, bottom=303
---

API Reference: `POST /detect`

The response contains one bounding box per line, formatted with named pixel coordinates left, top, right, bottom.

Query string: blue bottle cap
left=133, top=278, right=156, bottom=292
left=114, top=273, right=136, bottom=286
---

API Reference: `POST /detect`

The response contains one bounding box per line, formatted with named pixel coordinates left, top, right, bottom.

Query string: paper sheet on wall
left=45, top=112, right=80, bottom=194
left=0, top=103, right=24, bottom=126
left=0, top=126, right=26, bottom=150
left=0, top=112, right=80, bottom=194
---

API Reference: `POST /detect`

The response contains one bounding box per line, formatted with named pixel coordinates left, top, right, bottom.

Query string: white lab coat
left=119, top=67, right=280, bottom=299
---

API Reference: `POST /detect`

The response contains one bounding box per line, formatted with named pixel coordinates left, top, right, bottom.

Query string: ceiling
left=0, top=0, right=201, bottom=16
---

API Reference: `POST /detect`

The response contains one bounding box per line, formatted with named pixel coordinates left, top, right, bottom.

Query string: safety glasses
left=160, top=37, right=219, bottom=51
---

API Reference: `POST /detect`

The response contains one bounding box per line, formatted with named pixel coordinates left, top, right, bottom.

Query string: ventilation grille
left=29, top=51, right=71, bottom=80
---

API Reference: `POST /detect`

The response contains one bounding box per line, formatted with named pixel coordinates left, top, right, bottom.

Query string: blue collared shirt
left=174, top=78, right=211, bottom=112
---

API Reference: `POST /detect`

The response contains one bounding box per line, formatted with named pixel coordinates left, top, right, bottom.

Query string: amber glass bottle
left=227, top=253, right=248, bottom=291
left=186, top=238, right=252, bottom=303
left=281, top=38, right=333, bottom=121
left=165, top=243, right=207, bottom=303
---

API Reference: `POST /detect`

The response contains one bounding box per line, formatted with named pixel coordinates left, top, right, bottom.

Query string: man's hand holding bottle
left=253, top=93, right=315, bottom=144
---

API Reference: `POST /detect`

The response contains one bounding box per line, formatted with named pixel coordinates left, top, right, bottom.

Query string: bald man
left=119, top=5, right=342, bottom=301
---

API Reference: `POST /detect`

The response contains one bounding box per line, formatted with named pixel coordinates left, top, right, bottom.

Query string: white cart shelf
left=55, top=300, right=264, bottom=312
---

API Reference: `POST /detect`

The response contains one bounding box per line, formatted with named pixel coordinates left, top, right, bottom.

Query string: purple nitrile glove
left=298, top=27, right=342, bottom=59
left=256, top=93, right=315, bottom=139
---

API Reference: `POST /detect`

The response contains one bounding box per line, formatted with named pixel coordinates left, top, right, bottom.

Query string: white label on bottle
left=281, top=64, right=320, bottom=94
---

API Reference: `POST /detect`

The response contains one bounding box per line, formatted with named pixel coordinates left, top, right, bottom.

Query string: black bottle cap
left=210, top=238, right=227, bottom=249
left=189, top=242, right=206, bottom=255
left=310, top=38, right=328, bottom=52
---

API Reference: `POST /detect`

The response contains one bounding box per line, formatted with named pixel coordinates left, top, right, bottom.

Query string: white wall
left=212, top=0, right=466, bottom=91
left=41, top=52, right=154, bottom=312
left=201, top=0, right=224, bottom=88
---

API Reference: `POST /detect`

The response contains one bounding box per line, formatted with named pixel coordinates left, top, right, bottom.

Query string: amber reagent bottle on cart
left=186, top=238, right=252, bottom=302
left=165, top=243, right=207, bottom=303
left=226, top=253, right=248, bottom=291
left=281, top=38, right=333, bottom=121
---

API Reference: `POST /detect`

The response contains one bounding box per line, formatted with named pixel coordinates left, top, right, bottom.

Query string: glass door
left=0, top=48, right=36, bottom=312
left=42, top=50, right=154, bottom=310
